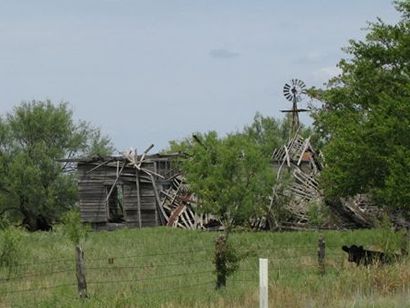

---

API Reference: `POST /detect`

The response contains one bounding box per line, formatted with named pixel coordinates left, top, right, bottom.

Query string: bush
left=375, top=215, right=407, bottom=256
left=307, top=200, right=328, bottom=228
left=0, top=226, right=24, bottom=277
left=61, top=209, right=89, bottom=245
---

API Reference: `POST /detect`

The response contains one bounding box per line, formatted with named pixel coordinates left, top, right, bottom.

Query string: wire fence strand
left=0, top=282, right=76, bottom=295
left=87, top=269, right=213, bottom=285
left=0, top=268, right=73, bottom=283
left=86, top=259, right=212, bottom=271
left=86, top=248, right=213, bottom=262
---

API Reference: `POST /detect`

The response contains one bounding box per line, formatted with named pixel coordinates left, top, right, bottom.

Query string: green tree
left=243, top=112, right=320, bottom=157
left=180, top=131, right=274, bottom=230
left=242, top=112, right=288, bottom=157
left=0, top=100, right=114, bottom=230
left=309, top=1, right=410, bottom=213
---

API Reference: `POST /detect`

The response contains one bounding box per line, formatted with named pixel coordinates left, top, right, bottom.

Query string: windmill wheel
left=283, top=79, right=306, bottom=102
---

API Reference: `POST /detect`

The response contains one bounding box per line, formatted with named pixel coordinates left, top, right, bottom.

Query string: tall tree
left=0, top=100, right=114, bottom=230
left=310, top=1, right=410, bottom=213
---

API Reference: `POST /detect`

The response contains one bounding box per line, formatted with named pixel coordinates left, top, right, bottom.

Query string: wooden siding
left=77, top=157, right=174, bottom=228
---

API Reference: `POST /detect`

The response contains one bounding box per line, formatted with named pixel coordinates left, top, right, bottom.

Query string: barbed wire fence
left=0, top=234, right=347, bottom=306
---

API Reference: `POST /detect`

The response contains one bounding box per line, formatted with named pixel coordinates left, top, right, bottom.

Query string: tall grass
left=0, top=227, right=409, bottom=307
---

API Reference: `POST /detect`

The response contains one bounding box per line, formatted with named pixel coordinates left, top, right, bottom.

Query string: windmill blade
left=283, top=78, right=307, bottom=102
left=296, top=79, right=305, bottom=88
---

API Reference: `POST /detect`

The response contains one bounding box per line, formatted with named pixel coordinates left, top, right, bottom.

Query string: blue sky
left=0, top=0, right=400, bottom=152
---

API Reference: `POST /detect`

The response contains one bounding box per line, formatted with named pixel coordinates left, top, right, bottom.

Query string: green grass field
left=1, top=227, right=409, bottom=307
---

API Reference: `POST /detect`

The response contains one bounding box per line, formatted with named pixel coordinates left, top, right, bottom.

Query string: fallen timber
left=268, top=129, right=380, bottom=230
left=64, top=136, right=385, bottom=231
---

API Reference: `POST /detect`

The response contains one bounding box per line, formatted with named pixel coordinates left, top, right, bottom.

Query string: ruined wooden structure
left=272, top=130, right=322, bottom=201
left=268, top=129, right=324, bottom=226
left=66, top=149, right=179, bottom=229
left=269, top=129, right=382, bottom=229
left=65, top=148, right=218, bottom=230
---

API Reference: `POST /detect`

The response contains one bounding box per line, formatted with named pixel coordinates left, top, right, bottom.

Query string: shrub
left=61, top=209, right=89, bottom=245
left=374, top=214, right=408, bottom=257
left=0, top=226, right=24, bottom=277
left=307, top=200, right=328, bottom=228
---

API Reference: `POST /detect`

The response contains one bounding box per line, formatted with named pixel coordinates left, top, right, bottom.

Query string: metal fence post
left=259, top=258, right=268, bottom=308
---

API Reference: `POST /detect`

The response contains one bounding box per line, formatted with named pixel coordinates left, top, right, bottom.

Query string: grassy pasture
left=0, top=227, right=409, bottom=307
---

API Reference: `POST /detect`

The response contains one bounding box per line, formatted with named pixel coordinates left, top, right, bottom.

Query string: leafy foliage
left=62, top=209, right=89, bottom=245
left=309, top=1, right=410, bottom=213
left=179, top=131, right=274, bottom=229
left=0, top=100, right=114, bottom=230
left=243, top=112, right=317, bottom=156
left=307, top=200, right=328, bottom=228
left=242, top=112, right=289, bottom=157
left=0, top=226, right=24, bottom=277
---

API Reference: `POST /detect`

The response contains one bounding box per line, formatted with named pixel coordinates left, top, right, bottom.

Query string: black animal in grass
left=342, top=245, right=400, bottom=266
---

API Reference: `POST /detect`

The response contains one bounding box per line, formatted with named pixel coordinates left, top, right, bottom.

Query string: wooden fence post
left=259, top=258, right=268, bottom=308
left=75, top=245, right=88, bottom=299
left=317, top=235, right=325, bottom=275
left=215, top=234, right=227, bottom=289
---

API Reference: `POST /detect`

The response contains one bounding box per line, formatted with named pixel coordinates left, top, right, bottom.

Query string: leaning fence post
left=75, top=245, right=88, bottom=299
left=259, top=258, right=268, bottom=308
left=317, top=235, right=325, bottom=275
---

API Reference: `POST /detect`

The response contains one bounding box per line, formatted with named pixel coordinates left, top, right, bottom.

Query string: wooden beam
left=149, top=173, right=167, bottom=225
left=297, top=137, right=311, bottom=166
left=136, top=144, right=154, bottom=169
left=136, top=170, right=142, bottom=229
left=140, top=168, right=165, bottom=179
left=284, top=145, right=291, bottom=167
left=105, top=162, right=126, bottom=203
left=86, top=159, right=112, bottom=174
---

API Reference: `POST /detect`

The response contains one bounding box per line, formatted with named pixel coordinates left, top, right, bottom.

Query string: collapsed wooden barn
left=269, top=129, right=381, bottom=230
left=69, top=151, right=181, bottom=230
left=65, top=149, right=218, bottom=230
